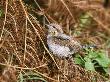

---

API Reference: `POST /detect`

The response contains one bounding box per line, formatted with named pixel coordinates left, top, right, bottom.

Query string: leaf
left=84, top=57, right=95, bottom=71
left=18, top=72, right=24, bottom=82
left=23, top=72, right=42, bottom=77
left=24, top=77, right=47, bottom=82
left=94, top=51, right=110, bottom=68
left=103, top=67, right=108, bottom=73
left=0, top=9, right=3, bottom=17
left=23, top=72, right=47, bottom=82
left=79, top=13, right=91, bottom=27
left=88, top=50, right=98, bottom=59
left=74, top=57, right=84, bottom=66
left=74, top=55, right=85, bottom=66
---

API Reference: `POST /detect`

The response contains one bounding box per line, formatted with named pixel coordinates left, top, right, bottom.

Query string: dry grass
left=0, top=0, right=110, bottom=82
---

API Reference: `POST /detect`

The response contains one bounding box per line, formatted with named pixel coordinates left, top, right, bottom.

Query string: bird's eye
left=52, top=26, right=56, bottom=28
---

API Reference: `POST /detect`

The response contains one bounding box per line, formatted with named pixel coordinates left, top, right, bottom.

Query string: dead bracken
left=0, top=0, right=110, bottom=82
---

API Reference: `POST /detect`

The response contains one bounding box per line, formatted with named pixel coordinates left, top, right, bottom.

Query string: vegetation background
left=0, top=0, right=110, bottom=82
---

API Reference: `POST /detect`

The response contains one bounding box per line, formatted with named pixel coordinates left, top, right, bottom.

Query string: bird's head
left=46, top=23, right=63, bottom=37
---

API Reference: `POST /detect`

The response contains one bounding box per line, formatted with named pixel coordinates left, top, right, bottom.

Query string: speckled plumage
left=47, top=23, right=82, bottom=58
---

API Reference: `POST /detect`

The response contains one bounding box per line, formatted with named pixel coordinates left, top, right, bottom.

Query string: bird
left=46, top=23, right=82, bottom=58
left=46, top=23, right=97, bottom=77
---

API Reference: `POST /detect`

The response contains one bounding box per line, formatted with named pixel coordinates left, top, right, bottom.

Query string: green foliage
left=74, top=55, right=85, bottom=66
left=106, top=80, right=110, bottom=82
left=18, top=72, right=47, bottom=82
left=84, top=57, right=95, bottom=71
left=79, top=12, right=92, bottom=28
left=0, top=9, right=3, bottom=18
left=73, top=12, right=92, bottom=36
left=74, top=48, right=110, bottom=75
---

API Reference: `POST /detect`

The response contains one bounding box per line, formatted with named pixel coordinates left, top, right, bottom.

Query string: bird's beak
left=45, top=24, right=50, bottom=29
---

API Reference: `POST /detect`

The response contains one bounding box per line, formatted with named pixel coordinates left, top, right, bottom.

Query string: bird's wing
left=69, top=42, right=82, bottom=53
left=52, top=34, right=71, bottom=46
left=57, top=33, right=71, bottom=40
left=51, top=34, right=82, bottom=53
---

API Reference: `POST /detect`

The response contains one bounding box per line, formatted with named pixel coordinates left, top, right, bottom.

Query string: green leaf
left=88, top=50, right=98, bottom=59
left=18, top=72, right=47, bottom=82
left=94, top=51, right=110, bottom=68
left=84, top=57, right=95, bottom=71
left=18, top=72, right=24, bottom=82
left=0, top=9, right=3, bottom=17
left=74, top=57, right=84, bottom=65
left=79, top=13, right=91, bottom=27
left=74, top=55, right=85, bottom=66
left=103, top=67, right=109, bottom=73
left=24, top=72, right=47, bottom=82
left=24, top=77, right=47, bottom=82
left=23, top=72, right=42, bottom=77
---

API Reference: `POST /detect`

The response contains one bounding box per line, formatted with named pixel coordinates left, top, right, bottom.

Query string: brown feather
left=49, top=36, right=81, bottom=53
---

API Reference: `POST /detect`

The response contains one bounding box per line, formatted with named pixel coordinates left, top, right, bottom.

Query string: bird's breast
left=48, top=43, right=71, bottom=57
